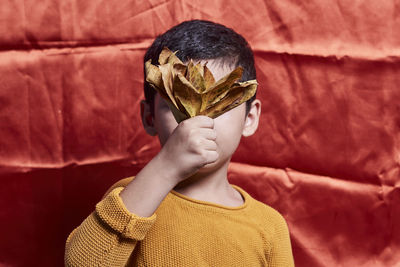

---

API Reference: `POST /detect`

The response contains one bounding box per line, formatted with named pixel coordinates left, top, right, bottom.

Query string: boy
left=65, top=20, right=294, bottom=266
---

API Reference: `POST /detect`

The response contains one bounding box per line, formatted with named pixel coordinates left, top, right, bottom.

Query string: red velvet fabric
left=1, top=1, right=399, bottom=266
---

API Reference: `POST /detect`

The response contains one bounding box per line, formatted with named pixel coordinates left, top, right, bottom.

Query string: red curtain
left=1, top=1, right=399, bottom=266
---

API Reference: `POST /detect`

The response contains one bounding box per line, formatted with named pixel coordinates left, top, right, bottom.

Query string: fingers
left=176, top=115, right=219, bottom=166
left=203, top=150, right=219, bottom=164
left=201, top=139, right=218, bottom=151
left=196, top=128, right=217, bottom=141
left=181, top=115, right=214, bottom=129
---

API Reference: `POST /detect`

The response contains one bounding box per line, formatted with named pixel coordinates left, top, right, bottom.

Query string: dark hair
left=143, top=19, right=257, bottom=115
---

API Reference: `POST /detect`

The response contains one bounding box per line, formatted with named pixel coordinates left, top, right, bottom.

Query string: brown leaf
left=159, top=48, right=184, bottom=66
left=203, top=65, right=215, bottom=89
left=144, top=47, right=258, bottom=122
left=200, top=82, right=257, bottom=118
left=159, top=63, right=178, bottom=108
left=145, top=60, right=170, bottom=100
left=186, top=61, right=206, bottom=93
left=201, top=67, right=243, bottom=112
left=165, top=99, right=188, bottom=123
left=173, top=63, right=187, bottom=76
left=173, top=73, right=202, bottom=118
left=158, top=48, right=171, bottom=65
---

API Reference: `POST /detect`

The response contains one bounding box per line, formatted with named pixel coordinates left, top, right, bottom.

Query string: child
left=65, top=20, right=294, bottom=266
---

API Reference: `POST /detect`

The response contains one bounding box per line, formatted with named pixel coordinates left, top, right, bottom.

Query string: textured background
left=1, top=0, right=399, bottom=266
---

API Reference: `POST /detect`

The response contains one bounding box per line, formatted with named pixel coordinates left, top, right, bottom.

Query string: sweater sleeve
left=268, top=214, right=295, bottom=267
left=64, top=187, right=157, bottom=267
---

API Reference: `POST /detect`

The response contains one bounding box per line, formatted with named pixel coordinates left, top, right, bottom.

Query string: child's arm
left=65, top=116, right=218, bottom=266
left=119, top=115, right=218, bottom=216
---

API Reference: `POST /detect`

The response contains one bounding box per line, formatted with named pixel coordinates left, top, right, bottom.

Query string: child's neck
left=173, top=161, right=244, bottom=207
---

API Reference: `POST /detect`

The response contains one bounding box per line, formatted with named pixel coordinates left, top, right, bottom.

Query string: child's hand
left=157, top=116, right=218, bottom=184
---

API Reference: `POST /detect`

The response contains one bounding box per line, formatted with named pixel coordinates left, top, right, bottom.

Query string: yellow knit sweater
left=65, top=177, right=294, bottom=266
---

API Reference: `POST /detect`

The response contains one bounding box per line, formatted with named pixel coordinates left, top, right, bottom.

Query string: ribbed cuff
left=95, top=187, right=157, bottom=240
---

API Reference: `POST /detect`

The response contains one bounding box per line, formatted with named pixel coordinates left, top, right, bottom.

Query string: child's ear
left=242, top=99, right=261, bottom=137
left=140, top=100, right=157, bottom=136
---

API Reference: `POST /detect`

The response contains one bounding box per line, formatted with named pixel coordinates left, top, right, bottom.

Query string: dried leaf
left=173, top=73, right=202, bottom=117
left=201, top=82, right=257, bottom=118
left=158, top=63, right=178, bottom=108
left=173, top=63, right=187, bottom=76
left=201, top=67, right=243, bottom=111
left=168, top=51, right=185, bottom=66
left=145, top=60, right=169, bottom=100
left=159, top=49, right=183, bottom=65
left=186, top=61, right=206, bottom=93
left=165, top=99, right=188, bottom=123
left=158, top=48, right=171, bottom=65
left=203, top=65, right=215, bottom=89
left=144, top=47, right=258, bottom=123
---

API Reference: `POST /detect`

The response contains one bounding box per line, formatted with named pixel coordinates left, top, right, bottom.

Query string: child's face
left=146, top=60, right=260, bottom=171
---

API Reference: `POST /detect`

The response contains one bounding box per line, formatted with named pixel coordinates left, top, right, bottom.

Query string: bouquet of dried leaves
left=145, top=47, right=257, bottom=123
